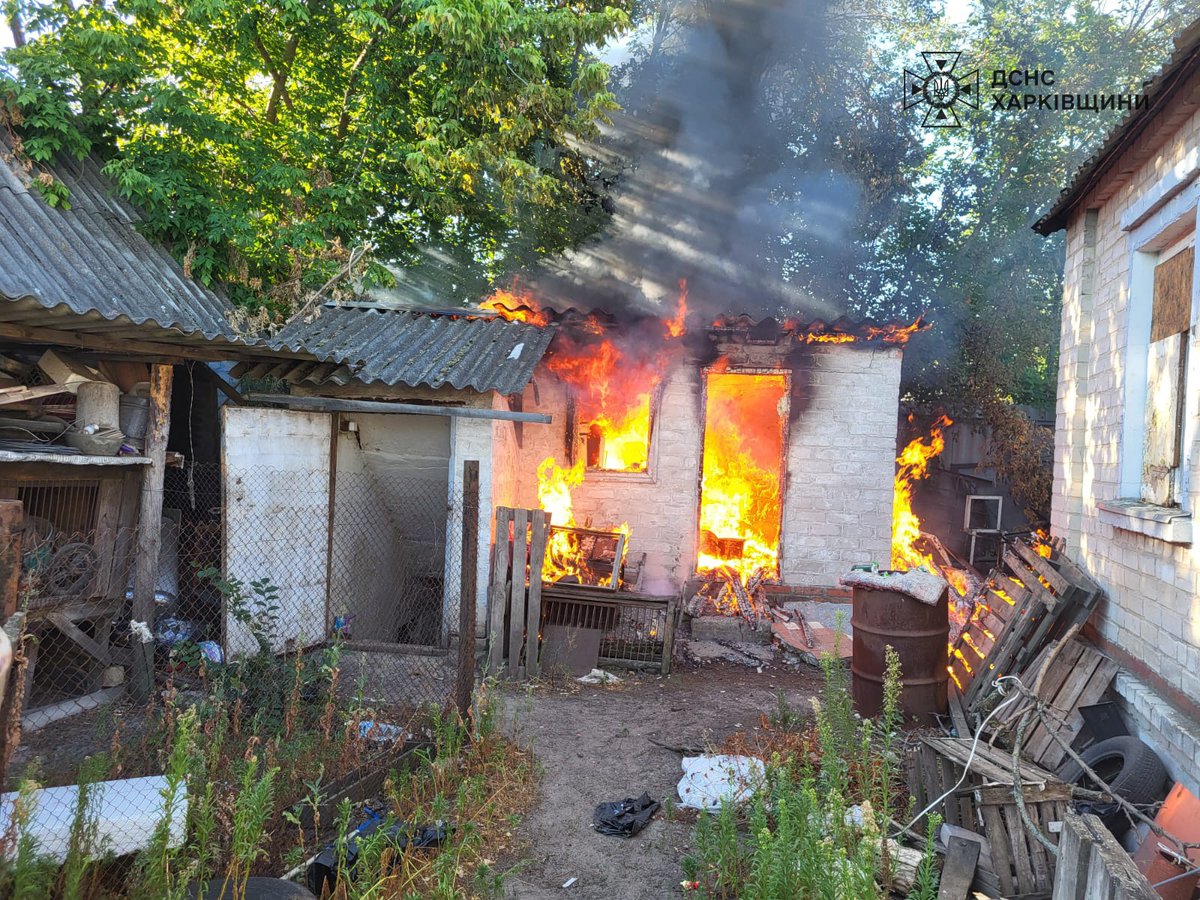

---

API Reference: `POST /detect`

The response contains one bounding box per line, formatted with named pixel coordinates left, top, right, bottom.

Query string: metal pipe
left=247, top=393, right=552, bottom=424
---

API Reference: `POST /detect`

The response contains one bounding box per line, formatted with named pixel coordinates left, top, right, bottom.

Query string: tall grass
left=685, top=644, right=934, bottom=899
left=0, top=673, right=534, bottom=900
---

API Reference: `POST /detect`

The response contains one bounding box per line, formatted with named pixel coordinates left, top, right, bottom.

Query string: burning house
left=482, top=291, right=923, bottom=613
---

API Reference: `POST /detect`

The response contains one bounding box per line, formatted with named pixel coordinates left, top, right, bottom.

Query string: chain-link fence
left=0, top=458, right=479, bottom=867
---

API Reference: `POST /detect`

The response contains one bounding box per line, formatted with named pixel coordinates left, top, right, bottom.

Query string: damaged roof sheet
left=0, top=136, right=255, bottom=348
left=1034, top=19, right=1200, bottom=235
left=270, top=304, right=554, bottom=394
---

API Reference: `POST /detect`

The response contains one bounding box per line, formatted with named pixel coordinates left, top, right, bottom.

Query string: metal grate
left=540, top=586, right=676, bottom=670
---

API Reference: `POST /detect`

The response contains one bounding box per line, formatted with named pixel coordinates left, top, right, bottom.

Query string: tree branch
left=253, top=24, right=298, bottom=124
left=336, top=2, right=406, bottom=142
left=6, top=3, right=24, bottom=48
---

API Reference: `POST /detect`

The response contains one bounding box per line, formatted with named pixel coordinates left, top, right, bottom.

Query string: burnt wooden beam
left=130, top=364, right=172, bottom=700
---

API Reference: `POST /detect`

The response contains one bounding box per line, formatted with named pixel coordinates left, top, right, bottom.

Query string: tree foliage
left=0, top=0, right=629, bottom=314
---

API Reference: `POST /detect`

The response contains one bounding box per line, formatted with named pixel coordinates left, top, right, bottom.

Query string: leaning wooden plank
left=0, top=385, right=72, bottom=407
left=937, top=835, right=981, bottom=900
left=1077, top=811, right=1159, bottom=900
left=524, top=510, right=550, bottom=677
left=486, top=508, right=513, bottom=675
left=45, top=611, right=111, bottom=666
left=1032, top=654, right=1119, bottom=770
left=1024, top=644, right=1103, bottom=764
left=979, top=802, right=1016, bottom=897
left=1051, top=809, right=1090, bottom=900
left=507, top=508, right=529, bottom=679
left=947, top=686, right=971, bottom=737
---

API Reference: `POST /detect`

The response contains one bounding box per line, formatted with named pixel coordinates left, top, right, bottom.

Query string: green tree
left=863, top=0, right=1189, bottom=519
left=0, top=0, right=629, bottom=314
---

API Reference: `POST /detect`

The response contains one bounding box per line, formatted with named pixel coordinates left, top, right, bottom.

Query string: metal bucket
left=851, top=585, right=949, bottom=726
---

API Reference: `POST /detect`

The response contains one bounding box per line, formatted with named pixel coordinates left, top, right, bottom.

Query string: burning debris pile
left=685, top=567, right=770, bottom=626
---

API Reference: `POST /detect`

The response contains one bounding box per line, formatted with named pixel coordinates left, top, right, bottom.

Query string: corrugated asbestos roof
left=268, top=305, right=555, bottom=394
left=0, top=134, right=260, bottom=350
left=1034, top=19, right=1200, bottom=235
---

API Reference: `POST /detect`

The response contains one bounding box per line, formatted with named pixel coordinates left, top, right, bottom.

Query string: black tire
left=1057, top=736, right=1168, bottom=834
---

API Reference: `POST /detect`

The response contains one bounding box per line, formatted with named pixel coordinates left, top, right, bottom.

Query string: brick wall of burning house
left=1052, top=84, right=1200, bottom=792
left=510, top=344, right=902, bottom=594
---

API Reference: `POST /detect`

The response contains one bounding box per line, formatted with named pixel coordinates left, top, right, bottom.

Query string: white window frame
left=1119, top=182, right=1200, bottom=512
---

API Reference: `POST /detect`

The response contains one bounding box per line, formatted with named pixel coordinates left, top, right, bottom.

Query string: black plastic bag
left=307, top=813, right=447, bottom=894
left=592, top=793, right=660, bottom=837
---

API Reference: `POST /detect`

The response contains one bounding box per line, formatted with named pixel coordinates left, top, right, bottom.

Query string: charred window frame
left=565, top=381, right=664, bottom=480
left=1119, top=195, right=1200, bottom=517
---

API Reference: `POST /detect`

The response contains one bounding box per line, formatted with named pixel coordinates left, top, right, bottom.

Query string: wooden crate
left=907, top=736, right=1069, bottom=899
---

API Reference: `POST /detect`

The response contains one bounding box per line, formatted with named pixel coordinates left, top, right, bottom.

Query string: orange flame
left=666, top=279, right=689, bottom=338
left=480, top=287, right=552, bottom=326
left=1033, top=529, right=1053, bottom=558
left=696, top=370, right=788, bottom=582
left=891, top=414, right=952, bottom=572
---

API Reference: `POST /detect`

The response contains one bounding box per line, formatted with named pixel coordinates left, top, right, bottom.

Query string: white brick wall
left=513, top=346, right=902, bottom=591
left=1055, top=90, right=1200, bottom=780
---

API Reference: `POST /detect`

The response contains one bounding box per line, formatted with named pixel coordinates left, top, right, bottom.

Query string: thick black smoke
left=525, top=0, right=877, bottom=323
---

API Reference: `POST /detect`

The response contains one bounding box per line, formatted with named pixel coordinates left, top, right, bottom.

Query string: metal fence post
left=456, top=460, right=480, bottom=720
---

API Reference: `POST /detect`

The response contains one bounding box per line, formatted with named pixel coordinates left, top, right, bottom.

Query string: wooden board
left=507, top=508, right=529, bottom=679
left=937, top=835, right=980, bottom=900
left=486, top=507, right=512, bottom=675
left=1054, top=810, right=1159, bottom=900
left=524, top=510, right=549, bottom=677
left=1022, top=641, right=1118, bottom=770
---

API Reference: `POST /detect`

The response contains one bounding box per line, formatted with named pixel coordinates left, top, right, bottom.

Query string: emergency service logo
left=903, top=52, right=980, bottom=127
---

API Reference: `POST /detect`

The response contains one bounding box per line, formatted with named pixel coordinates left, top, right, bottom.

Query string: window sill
left=1097, top=498, right=1193, bottom=545
left=584, top=468, right=656, bottom=484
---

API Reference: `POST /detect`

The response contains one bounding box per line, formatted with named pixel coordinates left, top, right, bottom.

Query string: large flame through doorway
left=696, top=369, right=788, bottom=581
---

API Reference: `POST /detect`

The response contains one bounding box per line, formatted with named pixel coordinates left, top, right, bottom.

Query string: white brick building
left=510, top=335, right=902, bottom=594
left=1035, top=21, right=1200, bottom=792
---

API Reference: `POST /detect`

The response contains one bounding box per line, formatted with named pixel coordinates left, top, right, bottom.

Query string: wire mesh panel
left=0, top=458, right=476, bottom=863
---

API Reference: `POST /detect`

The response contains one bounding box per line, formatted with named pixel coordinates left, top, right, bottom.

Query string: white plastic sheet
left=677, top=754, right=766, bottom=810
left=0, top=775, right=186, bottom=862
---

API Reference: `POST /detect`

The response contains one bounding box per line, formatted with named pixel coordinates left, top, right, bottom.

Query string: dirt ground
left=500, top=662, right=822, bottom=899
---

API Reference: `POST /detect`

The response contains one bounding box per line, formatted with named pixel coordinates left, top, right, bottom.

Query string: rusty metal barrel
left=851, top=585, right=949, bottom=725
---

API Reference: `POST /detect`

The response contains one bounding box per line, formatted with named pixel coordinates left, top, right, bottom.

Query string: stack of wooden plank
left=908, top=736, right=1071, bottom=899
left=950, top=536, right=1103, bottom=718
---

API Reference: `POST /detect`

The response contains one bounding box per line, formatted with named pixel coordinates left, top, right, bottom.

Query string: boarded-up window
left=1143, top=245, right=1193, bottom=506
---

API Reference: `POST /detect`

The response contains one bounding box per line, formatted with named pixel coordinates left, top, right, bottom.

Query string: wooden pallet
left=953, top=537, right=1102, bottom=713
left=1053, top=810, right=1158, bottom=900
left=486, top=506, right=551, bottom=678
left=997, top=637, right=1119, bottom=771
left=908, top=736, right=1069, bottom=899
